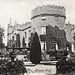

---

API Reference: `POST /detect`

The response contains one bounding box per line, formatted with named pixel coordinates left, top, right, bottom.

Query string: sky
left=0, top=0, right=75, bottom=45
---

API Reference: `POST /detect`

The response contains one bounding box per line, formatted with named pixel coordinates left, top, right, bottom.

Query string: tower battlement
left=31, top=5, right=66, bottom=19
left=65, top=24, right=75, bottom=29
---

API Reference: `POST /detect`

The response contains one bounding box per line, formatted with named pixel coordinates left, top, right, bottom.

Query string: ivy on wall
left=46, top=25, right=67, bottom=51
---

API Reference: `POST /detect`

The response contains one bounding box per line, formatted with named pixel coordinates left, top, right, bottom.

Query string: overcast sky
left=0, top=0, right=75, bottom=45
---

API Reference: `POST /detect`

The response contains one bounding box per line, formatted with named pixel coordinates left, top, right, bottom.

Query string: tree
left=30, top=32, right=42, bottom=64
left=16, top=34, right=21, bottom=48
left=0, top=27, right=5, bottom=49
left=0, top=27, right=4, bottom=38
left=22, top=37, right=26, bottom=48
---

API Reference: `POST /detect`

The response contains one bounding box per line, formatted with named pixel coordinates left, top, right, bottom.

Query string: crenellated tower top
left=31, top=5, right=66, bottom=19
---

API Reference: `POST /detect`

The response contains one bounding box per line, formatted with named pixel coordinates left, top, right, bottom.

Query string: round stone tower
left=31, top=5, right=66, bottom=35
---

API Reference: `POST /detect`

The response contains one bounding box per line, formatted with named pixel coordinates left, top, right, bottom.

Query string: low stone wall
left=24, top=61, right=56, bottom=75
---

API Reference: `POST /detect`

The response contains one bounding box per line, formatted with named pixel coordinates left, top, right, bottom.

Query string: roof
left=14, top=22, right=31, bottom=31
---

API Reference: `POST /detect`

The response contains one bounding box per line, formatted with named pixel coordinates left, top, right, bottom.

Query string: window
left=41, top=27, right=46, bottom=35
left=25, top=32, right=27, bottom=38
left=71, top=29, right=74, bottom=37
left=29, top=30, right=31, bottom=34
left=55, top=15, right=59, bottom=21
left=33, top=28, right=35, bottom=33
left=32, top=19, right=36, bottom=23
left=12, top=36, right=14, bottom=42
left=41, top=16, right=46, bottom=21
left=40, top=35, right=46, bottom=41
left=28, top=30, right=31, bottom=38
left=41, top=42, right=46, bottom=51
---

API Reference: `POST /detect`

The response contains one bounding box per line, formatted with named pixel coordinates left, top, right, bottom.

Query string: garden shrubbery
left=5, top=60, right=27, bottom=75
left=0, top=58, right=27, bottom=75
left=56, top=57, right=75, bottom=74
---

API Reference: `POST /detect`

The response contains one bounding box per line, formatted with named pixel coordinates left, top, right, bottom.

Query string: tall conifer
left=30, top=32, right=41, bottom=64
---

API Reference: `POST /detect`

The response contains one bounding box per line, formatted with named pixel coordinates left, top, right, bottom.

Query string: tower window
left=29, top=30, right=31, bottom=34
left=55, top=15, right=59, bottom=21
left=41, top=16, right=46, bottom=21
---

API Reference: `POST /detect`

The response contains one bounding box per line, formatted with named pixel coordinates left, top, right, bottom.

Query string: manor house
left=7, top=5, right=75, bottom=52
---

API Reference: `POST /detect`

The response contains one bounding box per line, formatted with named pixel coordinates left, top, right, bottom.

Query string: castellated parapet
left=31, top=5, right=66, bottom=19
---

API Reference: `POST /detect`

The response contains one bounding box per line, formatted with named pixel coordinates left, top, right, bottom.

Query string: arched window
left=25, top=32, right=27, bottom=38
left=12, top=36, right=14, bottom=42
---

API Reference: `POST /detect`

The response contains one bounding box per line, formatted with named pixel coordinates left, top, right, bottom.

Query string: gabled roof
left=14, top=22, right=31, bottom=31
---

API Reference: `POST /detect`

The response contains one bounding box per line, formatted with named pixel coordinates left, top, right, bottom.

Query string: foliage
left=46, top=25, right=67, bottom=51
left=9, top=51, right=16, bottom=61
left=0, top=42, right=5, bottom=49
left=0, top=56, right=8, bottom=74
left=6, top=60, right=27, bottom=74
left=16, top=34, right=21, bottom=48
left=0, top=62, right=7, bottom=74
left=55, top=50, right=68, bottom=60
left=30, top=32, right=42, bottom=64
left=0, top=27, right=5, bottom=49
left=0, top=27, right=4, bottom=38
left=0, top=55, right=27, bottom=74
left=56, top=57, right=75, bottom=74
